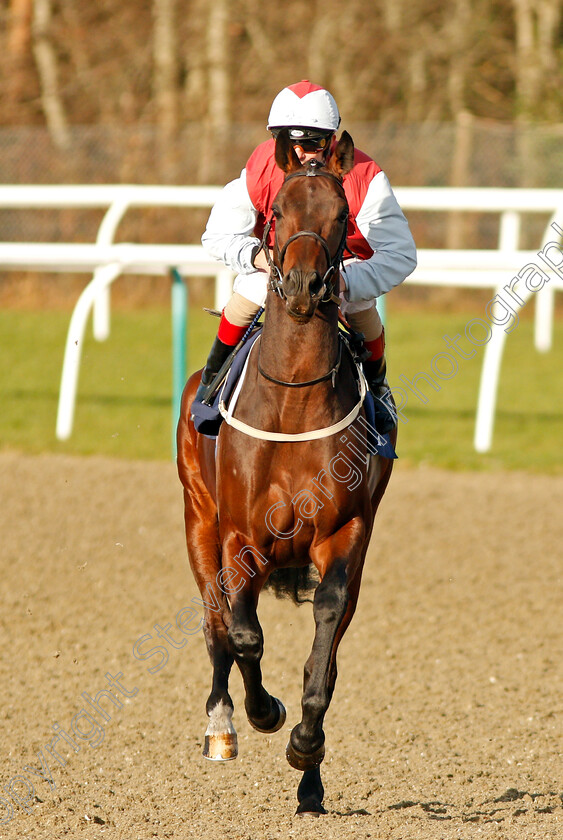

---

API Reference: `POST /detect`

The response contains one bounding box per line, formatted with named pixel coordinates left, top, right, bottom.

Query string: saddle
left=191, top=329, right=261, bottom=438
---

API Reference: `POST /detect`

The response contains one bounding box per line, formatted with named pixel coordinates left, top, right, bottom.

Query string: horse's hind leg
left=181, top=487, right=238, bottom=760
left=177, top=397, right=238, bottom=761
left=201, top=610, right=237, bottom=760
left=181, top=471, right=238, bottom=761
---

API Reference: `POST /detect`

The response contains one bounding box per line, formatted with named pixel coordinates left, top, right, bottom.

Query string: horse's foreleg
left=297, top=767, right=326, bottom=816
left=287, top=535, right=365, bottom=783
left=225, top=566, right=286, bottom=735
left=291, top=553, right=365, bottom=815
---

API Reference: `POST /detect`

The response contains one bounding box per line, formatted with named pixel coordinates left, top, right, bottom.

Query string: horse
left=177, top=128, right=396, bottom=815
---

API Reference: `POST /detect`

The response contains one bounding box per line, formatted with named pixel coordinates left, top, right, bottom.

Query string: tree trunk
left=153, top=0, right=178, bottom=180
left=32, top=0, right=70, bottom=149
left=512, top=0, right=562, bottom=188
left=447, top=110, right=474, bottom=249
left=307, top=15, right=333, bottom=83
left=200, top=0, right=230, bottom=183
left=7, top=0, right=33, bottom=118
left=446, top=0, right=473, bottom=248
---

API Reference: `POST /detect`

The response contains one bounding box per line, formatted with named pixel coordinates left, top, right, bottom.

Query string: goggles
left=272, top=127, right=333, bottom=153
left=291, top=137, right=330, bottom=153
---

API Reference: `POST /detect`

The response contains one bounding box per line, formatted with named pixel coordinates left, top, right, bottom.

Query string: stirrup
left=194, top=336, right=238, bottom=406
left=196, top=362, right=234, bottom=406
left=194, top=371, right=214, bottom=404
left=368, top=380, right=397, bottom=435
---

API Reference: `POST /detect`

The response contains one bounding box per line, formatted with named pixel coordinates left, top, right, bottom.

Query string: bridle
left=260, top=161, right=349, bottom=307
left=257, top=161, right=349, bottom=389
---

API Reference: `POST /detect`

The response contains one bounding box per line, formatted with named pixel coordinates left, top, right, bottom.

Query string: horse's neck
left=258, top=293, right=339, bottom=385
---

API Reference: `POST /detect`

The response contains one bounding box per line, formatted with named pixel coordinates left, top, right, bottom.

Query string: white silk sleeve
left=342, top=171, right=417, bottom=301
left=201, top=169, right=262, bottom=275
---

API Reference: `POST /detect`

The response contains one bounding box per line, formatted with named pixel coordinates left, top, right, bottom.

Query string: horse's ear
left=327, top=131, right=354, bottom=179
left=275, top=128, right=302, bottom=174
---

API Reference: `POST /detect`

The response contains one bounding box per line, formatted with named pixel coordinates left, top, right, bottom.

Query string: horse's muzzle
left=283, top=269, right=323, bottom=321
left=285, top=299, right=317, bottom=323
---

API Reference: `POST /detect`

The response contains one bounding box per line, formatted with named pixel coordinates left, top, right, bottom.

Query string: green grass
left=0, top=307, right=216, bottom=461
left=386, top=305, right=563, bottom=472
left=1, top=306, right=561, bottom=471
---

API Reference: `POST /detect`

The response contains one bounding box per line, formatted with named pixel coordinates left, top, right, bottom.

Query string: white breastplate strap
left=218, top=338, right=367, bottom=442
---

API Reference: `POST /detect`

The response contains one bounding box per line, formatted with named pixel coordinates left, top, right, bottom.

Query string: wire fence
left=1, top=121, right=562, bottom=306
left=3, top=121, right=563, bottom=184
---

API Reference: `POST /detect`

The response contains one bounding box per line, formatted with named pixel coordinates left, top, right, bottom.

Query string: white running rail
left=0, top=185, right=561, bottom=451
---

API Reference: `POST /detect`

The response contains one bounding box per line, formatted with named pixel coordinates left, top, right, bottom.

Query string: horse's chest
left=219, top=439, right=370, bottom=545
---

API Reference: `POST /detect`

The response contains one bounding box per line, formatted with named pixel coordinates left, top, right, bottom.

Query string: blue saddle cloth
left=363, top=393, right=398, bottom=459
left=191, top=330, right=397, bottom=459
left=191, top=330, right=262, bottom=438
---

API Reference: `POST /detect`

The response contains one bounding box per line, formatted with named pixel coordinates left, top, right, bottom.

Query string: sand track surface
left=0, top=453, right=561, bottom=839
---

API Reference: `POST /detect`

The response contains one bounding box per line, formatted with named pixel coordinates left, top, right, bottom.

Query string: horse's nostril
left=284, top=270, right=300, bottom=296
left=309, top=273, right=323, bottom=297
left=284, top=270, right=323, bottom=298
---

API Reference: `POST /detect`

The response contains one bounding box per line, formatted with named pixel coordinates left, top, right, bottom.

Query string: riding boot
left=194, top=336, right=235, bottom=403
left=363, top=355, right=396, bottom=435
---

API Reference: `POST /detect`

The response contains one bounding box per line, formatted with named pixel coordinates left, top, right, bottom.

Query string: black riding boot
left=363, top=356, right=396, bottom=435
left=194, top=336, right=235, bottom=403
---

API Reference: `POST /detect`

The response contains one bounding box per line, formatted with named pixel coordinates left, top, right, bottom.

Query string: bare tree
left=512, top=0, right=562, bottom=185
left=512, top=0, right=562, bottom=119
left=153, top=0, right=178, bottom=134
left=32, top=0, right=70, bottom=148
left=446, top=0, right=474, bottom=246
left=153, top=0, right=178, bottom=179
left=307, top=11, right=334, bottom=84
left=7, top=0, right=33, bottom=114
left=200, top=0, right=230, bottom=182
left=207, top=0, right=230, bottom=130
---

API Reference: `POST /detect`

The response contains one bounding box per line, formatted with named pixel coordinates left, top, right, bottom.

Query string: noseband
left=261, top=162, right=348, bottom=305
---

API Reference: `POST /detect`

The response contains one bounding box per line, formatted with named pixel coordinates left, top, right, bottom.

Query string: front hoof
left=296, top=797, right=327, bottom=816
left=203, top=732, right=238, bottom=761
left=247, top=696, right=286, bottom=734
left=286, top=739, right=325, bottom=771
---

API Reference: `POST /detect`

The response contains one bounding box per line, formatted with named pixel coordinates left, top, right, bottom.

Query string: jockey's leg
left=343, top=300, right=396, bottom=434
left=195, top=288, right=263, bottom=402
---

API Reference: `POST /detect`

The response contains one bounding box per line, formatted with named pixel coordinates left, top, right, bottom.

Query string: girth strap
left=218, top=338, right=367, bottom=442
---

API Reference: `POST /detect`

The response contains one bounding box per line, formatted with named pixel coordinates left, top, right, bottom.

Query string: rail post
left=171, top=268, right=188, bottom=457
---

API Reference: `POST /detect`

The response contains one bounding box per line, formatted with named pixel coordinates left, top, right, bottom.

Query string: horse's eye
left=338, top=210, right=348, bottom=223
left=272, top=205, right=281, bottom=219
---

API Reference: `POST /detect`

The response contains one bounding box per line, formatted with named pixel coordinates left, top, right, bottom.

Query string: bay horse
left=177, top=129, right=396, bottom=815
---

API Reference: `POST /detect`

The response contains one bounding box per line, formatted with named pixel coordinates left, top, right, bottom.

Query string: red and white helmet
left=267, top=80, right=341, bottom=133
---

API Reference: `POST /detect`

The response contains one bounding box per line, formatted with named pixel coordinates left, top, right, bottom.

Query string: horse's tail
left=263, top=566, right=319, bottom=605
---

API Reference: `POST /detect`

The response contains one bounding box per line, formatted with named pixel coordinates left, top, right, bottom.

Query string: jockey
left=198, top=80, right=417, bottom=433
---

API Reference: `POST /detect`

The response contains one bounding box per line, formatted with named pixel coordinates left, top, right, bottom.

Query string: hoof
left=248, top=696, right=286, bottom=734
left=296, top=798, right=327, bottom=816
left=203, top=732, right=238, bottom=761
left=286, top=739, right=325, bottom=771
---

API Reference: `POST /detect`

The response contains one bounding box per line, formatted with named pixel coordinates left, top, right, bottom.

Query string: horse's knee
left=228, top=624, right=263, bottom=663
